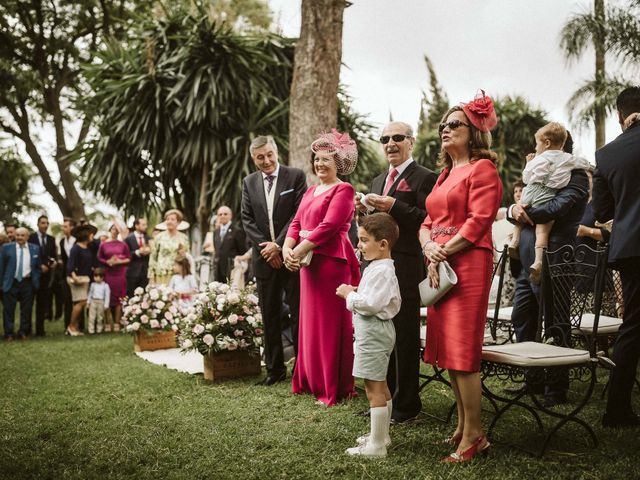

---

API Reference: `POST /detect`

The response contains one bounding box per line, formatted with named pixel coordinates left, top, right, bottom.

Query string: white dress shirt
left=63, top=235, right=76, bottom=257
left=389, top=157, right=415, bottom=178
left=346, top=258, right=401, bottom=319
left=262, top=164, right=281, bottom=242
left=15, top=243, right=31, bottom=279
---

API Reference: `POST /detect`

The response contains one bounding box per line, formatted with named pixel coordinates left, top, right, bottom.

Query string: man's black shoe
left=540, top=394, right=568, bottom=408
left=602, top=412, right=640, bottom=428
left=255, top=373, right=286, bottom=386
left=504, top=383, right=544, bottom=396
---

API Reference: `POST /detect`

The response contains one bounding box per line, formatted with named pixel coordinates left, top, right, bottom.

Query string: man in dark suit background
left=242, top=135, right=306, bottom=386
left=213, top=206, right=246, bottom=283
left=356, top=121, right=437, bottom=423
left=28, top=215, right=57, bottom=336
left=506, top=151, right=589, bottom=406
left=593, top=86, right=640, bottom=427
left=1, top=227, right=41, bottom=340
left=125, top=217, right=151, bottom=298
left=59, top=217, right=76, bottom=330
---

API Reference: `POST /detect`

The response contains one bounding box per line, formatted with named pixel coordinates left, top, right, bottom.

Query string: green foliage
left=414, top=56, right=450, bottom=172
left=0, top=146, right=38, bottom=223
left=82, top=6, right=294, bottom=223
left=492, top=96, right=549, bottom=205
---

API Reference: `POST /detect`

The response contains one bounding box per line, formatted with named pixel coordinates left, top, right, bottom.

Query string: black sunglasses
left=379, top=134, right=412, bottom=144
left=438, top=120, right=470, bottom=136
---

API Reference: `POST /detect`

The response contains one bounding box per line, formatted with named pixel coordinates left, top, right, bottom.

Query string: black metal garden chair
left=486, top=245, right=516, bottom=345
left=479, top=243, right=611, bottom=457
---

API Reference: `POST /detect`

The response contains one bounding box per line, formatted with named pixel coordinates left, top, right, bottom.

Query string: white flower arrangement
left=122, top=285, right=184, bottom=333
left=178, top=282, right=263, bottom=355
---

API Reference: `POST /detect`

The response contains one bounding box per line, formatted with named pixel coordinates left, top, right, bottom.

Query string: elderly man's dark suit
left=242, top=165, right=307, bottom=378
left=593, top=121, right=640, bottom=422
left=369, top=161, right=437, bottom=422
left=28, top=231, right=57, bottom=336
left=508, top=169, right=589, bottom=398
left=124, top=232, right=151, bottom=298
left=213, top=222, right=246, bottom=282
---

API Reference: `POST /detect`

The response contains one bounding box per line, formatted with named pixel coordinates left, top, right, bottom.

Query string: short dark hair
left=359, top=213, right=399, bottom=248
left=5, top=223, right=17, bottom=229
left=63, top=217, right=76, bottom=227
left=93, top=267, right=105, bottom=278
left=513, top=179, right=524, bottom=191
left=133, top=218, right=146, bottom=227
left=37, top=215, right=48, bottom=223
left=616, top=86, right=640, bottom=119
left=563, top=130, right=574, bottom=154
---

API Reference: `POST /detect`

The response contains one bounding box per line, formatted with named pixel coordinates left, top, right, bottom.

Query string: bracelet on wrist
left=422, top=240, right=435, bottom=251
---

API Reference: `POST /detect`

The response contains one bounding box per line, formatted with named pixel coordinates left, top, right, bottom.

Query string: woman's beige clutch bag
left=298, top=230, right=314, bottom=267
left=419, top=261, right=458, bottom=307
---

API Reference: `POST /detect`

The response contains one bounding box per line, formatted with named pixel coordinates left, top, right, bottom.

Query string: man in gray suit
left=242, top=136, right=307, bottom=385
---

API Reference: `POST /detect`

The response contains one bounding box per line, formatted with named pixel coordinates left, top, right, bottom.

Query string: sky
left=20, top=0, right=629, bottom=226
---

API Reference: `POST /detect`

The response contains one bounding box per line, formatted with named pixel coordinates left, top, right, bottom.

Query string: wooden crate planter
left=133, top=330, right=177, bottom=352
left=203, top=350, right=261, bottom=381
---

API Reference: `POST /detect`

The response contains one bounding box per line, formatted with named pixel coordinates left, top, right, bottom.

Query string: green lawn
left=0, top=318, right=636, bottom=480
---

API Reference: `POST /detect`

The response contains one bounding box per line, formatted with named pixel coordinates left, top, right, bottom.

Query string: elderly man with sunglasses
left=356, top=121, right=437, bottom=424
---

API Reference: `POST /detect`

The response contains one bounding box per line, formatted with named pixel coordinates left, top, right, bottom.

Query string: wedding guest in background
left=28, top=215, right=57, bottom=336
left=168, top=256, right=198, bottom=306
left=66, top=224, right=98, bottom=336
left=242, top=135, right=306, bottom=386
left=98, top=224, right=131, bottom=332
left=593, top=86, right=640, bottom=428
left=86, top=268, right=110, bottom=335
left=284, top=129, right=360, bottom=405
left=59, top=218, right=76, bottom=330
left=1, top=227, right=41, bottom=341
left=213, top=206, right=246, bottom=283
left=0, top=233, right=8, bottom=247
left=5, top=224, right=17, bottom=243
left=419, top=92, right=502, bottom=462
left=125, top=218, right=151, bottom=298
left=355, top=121, right=437, bottom=423
left=148, top=209, right=189, bottom=285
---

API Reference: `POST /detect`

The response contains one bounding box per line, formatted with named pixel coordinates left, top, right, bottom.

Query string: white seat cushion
left=487, top=306, right=513, bottom=322
left=482, top=341, right=590, bottom=367
left=575, top=313, right=622, bottom=335
left=420, top=307, right=428, bottom=319
left=420, top=325, right=427, bottom=348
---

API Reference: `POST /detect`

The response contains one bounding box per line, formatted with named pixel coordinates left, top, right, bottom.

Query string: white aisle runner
left=135, top=348, right=204, bottom=374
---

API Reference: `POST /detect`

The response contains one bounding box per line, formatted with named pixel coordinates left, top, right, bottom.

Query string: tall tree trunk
left=594, top=0, right=606, bottom=149
left=197, top=161, right=211, bottom=242
left=289, top=0, right=346, bottom=182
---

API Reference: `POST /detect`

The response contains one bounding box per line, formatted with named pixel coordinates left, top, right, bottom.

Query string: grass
left=1, top=318, right=637, bottom=480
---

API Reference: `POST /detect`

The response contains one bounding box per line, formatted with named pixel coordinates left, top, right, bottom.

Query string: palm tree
left=559, top=0, right=639, bottom=148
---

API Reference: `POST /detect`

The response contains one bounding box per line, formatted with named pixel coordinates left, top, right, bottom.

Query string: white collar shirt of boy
left=345, top=258, right=401, bottom=320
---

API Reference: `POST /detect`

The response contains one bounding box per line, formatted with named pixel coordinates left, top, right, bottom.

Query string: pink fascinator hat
left=310, top=128, right=358, bottom=175
left=461, top=90, right=498, bottom=133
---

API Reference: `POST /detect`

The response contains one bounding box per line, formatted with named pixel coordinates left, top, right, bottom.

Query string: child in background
left=508, top=122, right=590, bottom=282
left=168, top=256, right=198, bottom=306
left=336, top=213, right=401, bottom=458
left=87, top=268, right=110, bottom=334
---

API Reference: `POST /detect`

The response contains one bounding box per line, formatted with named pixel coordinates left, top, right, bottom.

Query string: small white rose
left=203, top=334, right=214, bottom=346
left=134, top=287, right=144, bottom=295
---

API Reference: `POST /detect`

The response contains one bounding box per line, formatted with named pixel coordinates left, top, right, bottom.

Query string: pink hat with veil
left=310, top=129, right=358, bottom=175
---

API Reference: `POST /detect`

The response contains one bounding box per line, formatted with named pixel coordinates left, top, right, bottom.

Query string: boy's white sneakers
left=355, top=433, right=391, bottom=447
left=345, top=442, right=387, bottom=457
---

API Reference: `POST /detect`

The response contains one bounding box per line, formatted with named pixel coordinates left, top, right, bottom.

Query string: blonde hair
left=437, top=106, right=497, bottom=170
left=164, top=209, right=184, bottom=222
left=536, top=122, right=567, bottom=149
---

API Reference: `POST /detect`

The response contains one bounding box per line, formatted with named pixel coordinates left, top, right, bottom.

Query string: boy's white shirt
left=522, top=150, right=591, bottom=189
left=88, top=282, right=110, bottom=305
left=346, top=258, right=401, bottom=319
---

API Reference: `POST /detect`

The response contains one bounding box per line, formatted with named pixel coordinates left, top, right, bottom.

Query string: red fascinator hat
left=461, top=90, right=498, bottom=133
left=310, top=128, right=358, bottom=175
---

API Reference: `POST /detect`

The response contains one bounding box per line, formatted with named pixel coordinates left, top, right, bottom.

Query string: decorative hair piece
left=310, top=128, right=358, bottom=175
left=461, top=90, right=498, bottom=133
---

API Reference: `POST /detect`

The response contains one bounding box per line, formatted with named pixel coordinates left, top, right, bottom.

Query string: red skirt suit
left=421, top=159, right=502, bottom=372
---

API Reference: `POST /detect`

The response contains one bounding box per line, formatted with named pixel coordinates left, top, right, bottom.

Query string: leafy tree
left=81, top=4, right=294, bottom=234
left=414, top=55, right=450, bottom=172
left=0, top=0, right=154, bottom=219
left=559, top=0, right=639, bottom=148
left=0, top=146, right=38, bottom=223
left=492, top=96, right=549, bottom=205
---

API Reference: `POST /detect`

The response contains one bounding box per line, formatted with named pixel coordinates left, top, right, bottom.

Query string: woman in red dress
left=283, top=130, right=360, bottom=406
left=419, top=92, right=503, bottom=462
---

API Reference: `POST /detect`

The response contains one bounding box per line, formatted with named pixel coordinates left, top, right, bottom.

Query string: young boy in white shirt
left=87, top=268, right=110, bottom=334
left=336, top=213, right=401, bottom=458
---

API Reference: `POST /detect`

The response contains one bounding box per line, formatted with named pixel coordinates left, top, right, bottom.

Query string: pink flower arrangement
left=178, top=281, right=263, bottom=355
left=122, top=285, right=184, bottom=334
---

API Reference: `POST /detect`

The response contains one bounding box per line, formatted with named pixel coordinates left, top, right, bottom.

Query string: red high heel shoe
left=441, top=436, right=490, bottom=463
